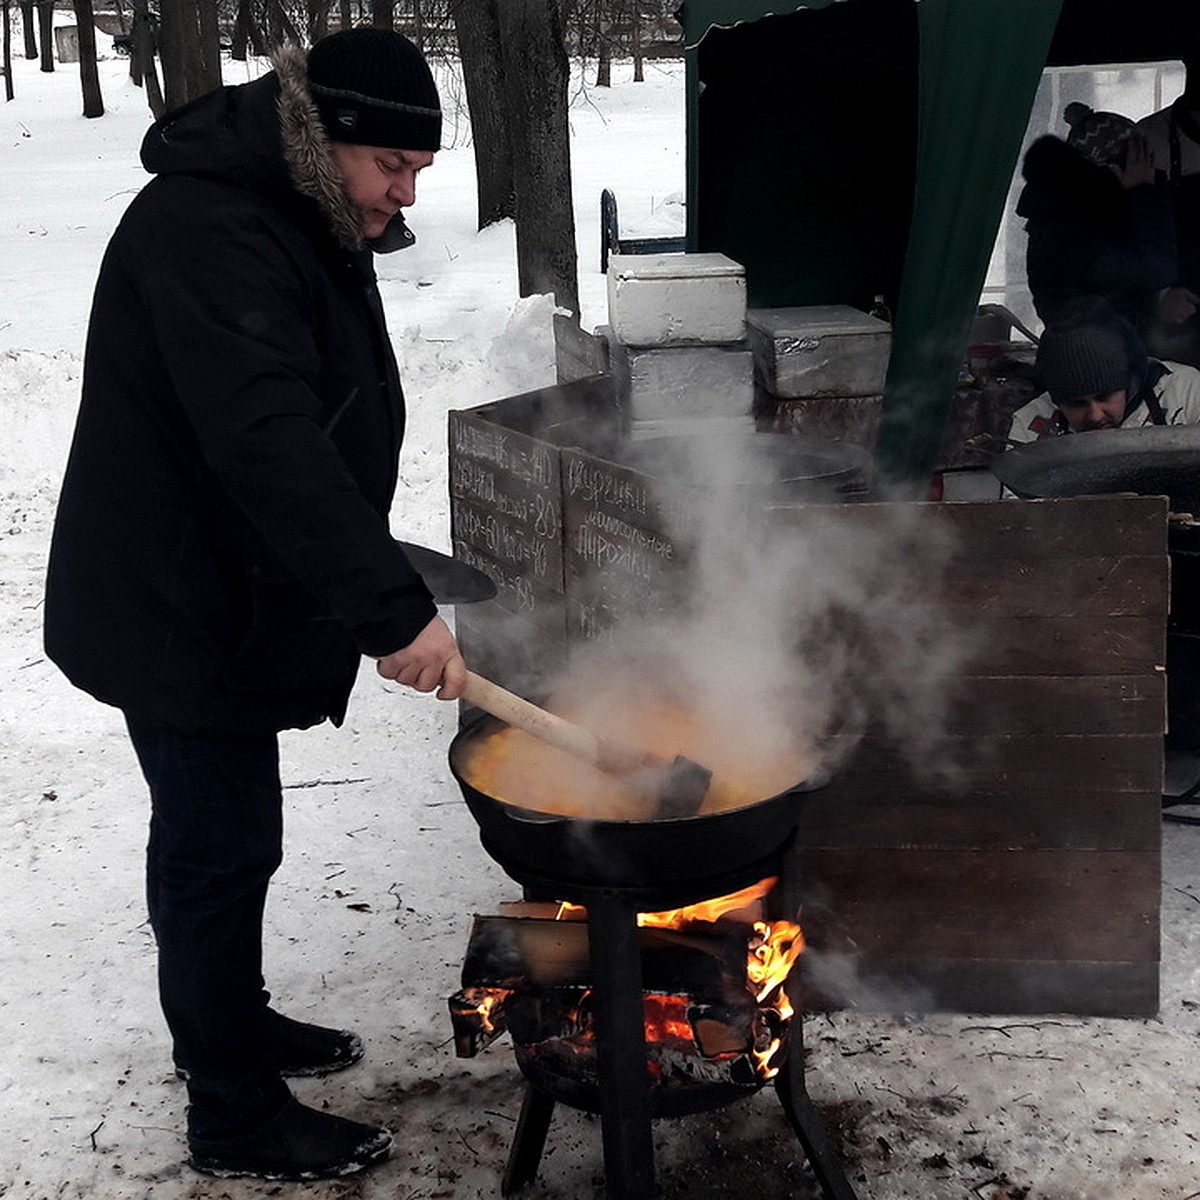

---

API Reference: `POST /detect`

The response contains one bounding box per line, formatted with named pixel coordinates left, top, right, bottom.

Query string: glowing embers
left=448, top=878, right=802, bottom=1089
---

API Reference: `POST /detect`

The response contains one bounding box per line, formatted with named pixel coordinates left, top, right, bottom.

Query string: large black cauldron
left=449, top=712, right=825, bottom=896
left=990, top=424, right=1200, bottom=512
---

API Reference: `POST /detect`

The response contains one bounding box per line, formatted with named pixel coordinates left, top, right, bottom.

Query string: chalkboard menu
left=447, top=377, right=624, bottom=688
left=447, top=378, right=869, bottom=678
left=449, top=410, right=564, bottom=613
left=560, top=447, right=692, bottom=643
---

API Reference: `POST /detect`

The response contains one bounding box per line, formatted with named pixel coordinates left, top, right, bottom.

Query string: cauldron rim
left=448, top=712, right=827, bottom=892
left=448, top=713, right=826, bottom=827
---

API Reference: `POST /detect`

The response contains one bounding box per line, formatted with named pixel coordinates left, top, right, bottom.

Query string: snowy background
left=3, top=35, right=1200, bottom=1200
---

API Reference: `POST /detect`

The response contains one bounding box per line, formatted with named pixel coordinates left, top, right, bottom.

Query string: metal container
left=747, top=304, right=891, bottom=399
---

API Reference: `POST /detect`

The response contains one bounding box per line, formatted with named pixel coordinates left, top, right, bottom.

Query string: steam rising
left=549, top=430, right=977, bottom=796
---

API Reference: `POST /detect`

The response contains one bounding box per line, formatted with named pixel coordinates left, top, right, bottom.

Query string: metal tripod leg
left=588, top=891, right=657, bottom=1200
left=775, top=1015, right=859, bottom=1200
left=768, top=836, right=857, bottom=1198
left=501, top=1083, right=556, bottom=1195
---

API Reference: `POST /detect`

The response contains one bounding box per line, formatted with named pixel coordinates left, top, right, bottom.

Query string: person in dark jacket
left=43, top=28, right=464, bottom=1182
left=1137, top=45, right=1200, bottom=366
left=1017, top=102, right=1188, bottom=339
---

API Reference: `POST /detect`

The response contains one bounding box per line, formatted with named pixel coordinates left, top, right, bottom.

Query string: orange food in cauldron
left=457, top=702, right=811, bottom=823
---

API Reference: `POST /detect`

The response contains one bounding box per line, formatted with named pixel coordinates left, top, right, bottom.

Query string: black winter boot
left=187, top=1097, right=392, bottom=1181
left=175, top=1008, right=365, bottom=1080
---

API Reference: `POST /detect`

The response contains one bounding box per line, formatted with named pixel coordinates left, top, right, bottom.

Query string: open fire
left=449, top=876, right=804, bottom=1089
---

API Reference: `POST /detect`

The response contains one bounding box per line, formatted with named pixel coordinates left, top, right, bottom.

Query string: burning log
left=691, top=1001, right=757, bottom=1056
left=461, top=913, right=750, bottom=1005
left=449, top=986, right=510, bottom=1057
left=449, top=879, right=804, bottom=1090
left=509, top=990, right=770, bottom=1089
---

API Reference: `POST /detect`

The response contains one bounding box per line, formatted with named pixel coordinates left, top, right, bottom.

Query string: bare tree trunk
left=631, top=0, right=643, bottom=83
left=230, top=0, right=248, bottom=58
left=158, top=0, right=186, bottom=107
left=3, top=3, right=13, bottom=101
left=232, top=0, right=268, bottom=56
left=158, top=0, right=219, bottom=108
left=497, top=0, right=579, bottom=314
left=20, top=1, right=37, bottom=59
left=72, top=0, right=105, bottom=116
left=371, top=0, right=392, bottom=29
left=451, top=0, right=514, bottom=230
left=595, top=37, right=610, bottom=87
left=37, top=0, right=54, bottom=71
left=560, top=0, right=577, bottom=43
left=594, top=2, right=611, bottom=89
left=308, top=0, right=332, bottom=41
left=338, top=0, right=353, bottom=31
left=198, top=2, right=222, bottom=89
left=130, top=0, right=165, bottom=115
left=266, top=0, right=302, bottom=48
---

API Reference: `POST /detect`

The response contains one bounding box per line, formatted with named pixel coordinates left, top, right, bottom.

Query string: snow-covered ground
left=3, top=39, right=1200, bottom=1200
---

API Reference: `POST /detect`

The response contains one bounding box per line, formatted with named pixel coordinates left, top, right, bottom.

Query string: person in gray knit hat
left=44, top=26, right=463, bottom=1183
left=1007, top=296, right=1200, bottom=443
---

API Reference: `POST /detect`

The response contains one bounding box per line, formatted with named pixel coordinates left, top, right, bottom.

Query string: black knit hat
left=1036, top=302, right=1136, bottom=404
left=1063, top=101, right=1135, bottom=167
left=307, top=28, right=441, bottom=151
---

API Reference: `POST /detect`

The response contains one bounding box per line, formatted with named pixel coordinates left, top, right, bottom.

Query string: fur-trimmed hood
left=274, top=43, right=369, bottom=252
left=139, top=47, right=413, bottom=255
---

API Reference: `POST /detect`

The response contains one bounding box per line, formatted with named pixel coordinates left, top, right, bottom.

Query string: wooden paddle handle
left=461, top=670, right=648, bottom=775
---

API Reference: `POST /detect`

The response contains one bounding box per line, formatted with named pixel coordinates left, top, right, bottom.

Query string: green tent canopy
left=676, top=0, right=1195, bottom=488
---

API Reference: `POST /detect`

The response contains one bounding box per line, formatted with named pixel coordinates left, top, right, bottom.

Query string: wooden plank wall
left=777, top=496, right=1167, bottom=1017
left=449, top=384, right=1168, bottom=1018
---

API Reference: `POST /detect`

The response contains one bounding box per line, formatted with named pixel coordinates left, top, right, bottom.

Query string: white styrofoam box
left=606, top=253, right=747, bottom=346
left=746, top=305, right=891, bottom=399
left=610, top=340, right=753, bottom=421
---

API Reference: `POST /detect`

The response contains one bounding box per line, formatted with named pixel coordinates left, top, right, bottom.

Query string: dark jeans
left=125, top=715, right=292, bottom=1140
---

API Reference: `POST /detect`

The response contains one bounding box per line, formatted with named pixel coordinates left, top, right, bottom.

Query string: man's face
left=329, top=143, right=434, bottom=240
left=1056, top=389, right=1127, bottom=432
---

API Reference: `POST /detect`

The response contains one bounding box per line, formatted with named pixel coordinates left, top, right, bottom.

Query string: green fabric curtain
left=875, top=0, right=1062, bottom=489
left=679, top=0, right=1064, bottom=489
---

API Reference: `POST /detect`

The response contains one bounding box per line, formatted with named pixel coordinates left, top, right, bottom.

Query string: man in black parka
left=44, top=28, right=465, bottom=1182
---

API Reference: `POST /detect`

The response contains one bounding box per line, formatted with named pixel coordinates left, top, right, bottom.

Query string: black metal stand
left=771, top=838, right=860, bottom=1199
left=495, top=847, right=859, bottom=1200
left=501, top=1085, right=555, bottom=1196
left=588, top=892, right=657, bottom=1197
left=775, top=1019, right=860, bottom=1200
left=504, top=890, right=658, bottom=1199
